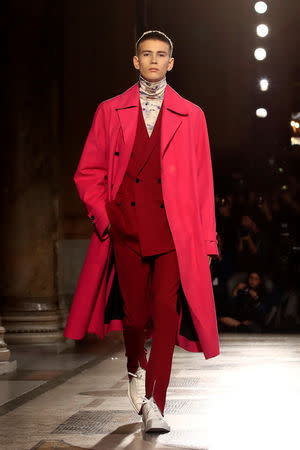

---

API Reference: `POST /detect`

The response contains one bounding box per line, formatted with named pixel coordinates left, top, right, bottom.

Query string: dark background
left=1, top=1, right=299, bottom=328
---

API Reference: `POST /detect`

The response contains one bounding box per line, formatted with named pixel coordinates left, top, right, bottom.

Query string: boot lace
left=128, top=367, right=146, bottom=398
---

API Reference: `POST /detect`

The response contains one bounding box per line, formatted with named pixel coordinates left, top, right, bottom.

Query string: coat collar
left=114, top=82, right=189, bottom=116
left=114, top=83, right=188, bottom=158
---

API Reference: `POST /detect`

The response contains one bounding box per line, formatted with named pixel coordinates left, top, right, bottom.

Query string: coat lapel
left=112, top=84, right=139, bottom=196
left=116, top=84, right=139, bottom=152
left=161, top=85, right=189, bottom=158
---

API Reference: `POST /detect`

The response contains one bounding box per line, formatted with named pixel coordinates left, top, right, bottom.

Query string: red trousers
left=113, top=241, right=180, bottom=414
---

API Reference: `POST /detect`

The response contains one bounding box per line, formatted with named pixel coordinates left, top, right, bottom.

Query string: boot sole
left=144, top=419, right=170, bottom=433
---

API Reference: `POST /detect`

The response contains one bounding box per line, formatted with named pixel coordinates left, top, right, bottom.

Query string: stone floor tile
left=0, top=334, right=300, bottom=450
left=0, top=380, right=46, bottom=406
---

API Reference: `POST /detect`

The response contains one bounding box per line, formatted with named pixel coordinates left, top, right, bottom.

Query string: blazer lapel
left=135, top=105, right=163, bottom=175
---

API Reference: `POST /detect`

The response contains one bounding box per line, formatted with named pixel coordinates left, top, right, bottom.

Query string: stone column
left=0, top=2, right=65, bottom=347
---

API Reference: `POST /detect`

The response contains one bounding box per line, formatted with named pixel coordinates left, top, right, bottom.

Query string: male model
left=64, top=30, right=219, bottom=433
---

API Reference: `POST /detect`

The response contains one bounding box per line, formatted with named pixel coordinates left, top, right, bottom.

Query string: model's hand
left=208, top=256, right=212, bottom=265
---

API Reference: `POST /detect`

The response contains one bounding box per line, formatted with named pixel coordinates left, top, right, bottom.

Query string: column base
left=0, top=359, right=17, bottom=375
left=1, top=298, right=65, bottom=346
left=9, top=339, right=75, bottom=354
left=4, top=330, right=65, bottom=345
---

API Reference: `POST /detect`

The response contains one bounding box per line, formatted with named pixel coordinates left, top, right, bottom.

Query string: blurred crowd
left=212, top=171, right=300, bottom=333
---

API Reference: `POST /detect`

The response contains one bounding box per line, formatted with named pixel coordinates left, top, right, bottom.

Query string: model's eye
left=143, top=53, right=150, bottom=56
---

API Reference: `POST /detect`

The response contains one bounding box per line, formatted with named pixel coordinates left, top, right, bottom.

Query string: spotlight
left=259, top=78, right=269, bottom=91
left=254, top=47, right=267, bottom=60
left=256, top=108, right=268, bottom=118
left=256, top=24, right=269, bottom=37
left=254, top=2, right=268, bottom=14
left=290, top=121, right=299, bottom=129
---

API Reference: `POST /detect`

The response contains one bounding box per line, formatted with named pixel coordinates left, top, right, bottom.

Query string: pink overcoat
left=64, top=82, right=220, bottom=359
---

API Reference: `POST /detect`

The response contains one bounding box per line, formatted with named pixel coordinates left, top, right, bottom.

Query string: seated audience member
left=219, top=271, right=266, bottom=332
left=235, top=215, right=268, bottom=272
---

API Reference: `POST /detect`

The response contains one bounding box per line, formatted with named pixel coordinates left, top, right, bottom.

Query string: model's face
left=133, top=39, right=174, bottom=82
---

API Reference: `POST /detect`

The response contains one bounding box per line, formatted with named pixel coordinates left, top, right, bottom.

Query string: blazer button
left=131, top=152, right=133, bottom=157
left=114, top=151, right=119, bottom=155
left=160, top=203, right=164, bottom=208
left=131, top=201, right=135, bottom=206
left=136, top=178, right=140, bottom=183
left=90, top=215, right=95, bottom=220
left=158, top=178, right=161, bottom=183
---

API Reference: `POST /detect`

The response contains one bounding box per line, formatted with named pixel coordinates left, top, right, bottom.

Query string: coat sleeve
left=196, top=109, right=219, bottom=256
left=74, top=102, right=110, bottom=240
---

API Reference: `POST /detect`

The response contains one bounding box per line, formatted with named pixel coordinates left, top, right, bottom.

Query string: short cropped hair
left=135, top=30, right=173, bottom=57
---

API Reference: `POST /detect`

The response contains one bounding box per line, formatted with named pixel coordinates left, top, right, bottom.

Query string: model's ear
left=133, top=55, right=140, bottom=70
left=167, top=57, right=174, bottom=72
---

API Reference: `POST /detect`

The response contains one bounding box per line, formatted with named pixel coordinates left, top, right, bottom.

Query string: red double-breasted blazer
left=106, top=100, right=175, bottom=256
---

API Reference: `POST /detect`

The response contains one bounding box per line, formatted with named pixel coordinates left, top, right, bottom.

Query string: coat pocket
left=105, top=200, right=127, bottom=240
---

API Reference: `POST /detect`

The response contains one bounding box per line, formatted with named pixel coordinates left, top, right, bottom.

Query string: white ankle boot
left=127, top=366, right=146, bottom=414
left=141, top=397, right=170, bottom=433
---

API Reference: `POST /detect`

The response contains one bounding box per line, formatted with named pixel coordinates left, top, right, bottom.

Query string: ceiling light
left=254, top=48, right=267, bottom=60
left=254, top=2, right=268, bottom=14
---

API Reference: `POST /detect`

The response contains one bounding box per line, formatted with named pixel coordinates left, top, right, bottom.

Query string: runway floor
left=0, top=333, right=299, bottom=450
